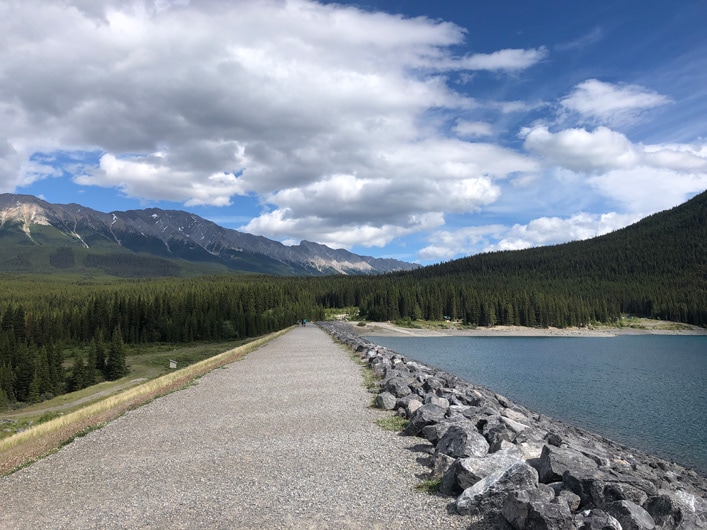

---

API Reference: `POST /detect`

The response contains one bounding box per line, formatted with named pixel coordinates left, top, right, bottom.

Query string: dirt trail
left=1, top=378, right=148, bottom=419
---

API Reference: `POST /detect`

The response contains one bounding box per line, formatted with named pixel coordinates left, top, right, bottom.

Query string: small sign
left=169, top=359, right=177, bottom=369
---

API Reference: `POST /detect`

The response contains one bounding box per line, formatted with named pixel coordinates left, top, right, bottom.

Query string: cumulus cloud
left=453, top=120, right=493, bottom=138
left=75, top=153, right=246, bottom=206
left=245, top=207, right=445, bottom=250
left=522, top=125, right=707, bottom=212
left=523, top=126, right=640, bottom=172
left=237, top=135, right=540, bottom=248
left=520, top=127, right=707, bottom=225
left=2, top=1, right=703, bottom=261
left=418, top=225, right=507, bottom=260
left=0, top=0, right=545, bottom=249
left=588, top=167, right=707, bottom=213
left=560, top=79, right=672, bottom=127
left=494, top=212, right=643, bottom=251
left=419, top=211, right=642, bottom=260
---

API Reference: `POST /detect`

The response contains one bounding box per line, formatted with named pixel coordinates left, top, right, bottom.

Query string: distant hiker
left=302, top=318, right=307, bottom=326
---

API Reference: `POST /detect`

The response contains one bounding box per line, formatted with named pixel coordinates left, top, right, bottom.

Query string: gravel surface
left=0, top=326, right=472, bottom=529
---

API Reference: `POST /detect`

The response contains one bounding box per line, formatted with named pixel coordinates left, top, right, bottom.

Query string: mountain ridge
left=0, top=193, right=419, bottom=276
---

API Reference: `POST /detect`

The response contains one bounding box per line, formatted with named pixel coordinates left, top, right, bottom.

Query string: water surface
left=365, top=335, right=707, bottom=474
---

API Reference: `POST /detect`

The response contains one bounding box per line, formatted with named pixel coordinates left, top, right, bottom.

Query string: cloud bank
left=0, top=1, right=705, bottom=260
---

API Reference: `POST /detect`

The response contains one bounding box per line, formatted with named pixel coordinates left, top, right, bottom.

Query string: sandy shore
left=349, top=320, right=707, bottom=338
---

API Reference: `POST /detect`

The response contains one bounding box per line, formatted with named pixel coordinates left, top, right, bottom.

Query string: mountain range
left=0, top=193, right=419, bottom=276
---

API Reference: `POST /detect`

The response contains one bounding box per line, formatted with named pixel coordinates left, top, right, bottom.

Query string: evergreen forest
left=0, top=190, right=705, bottom=410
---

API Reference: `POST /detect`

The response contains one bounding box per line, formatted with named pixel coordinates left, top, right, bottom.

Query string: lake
left=364, top=334, right=707, bottom=475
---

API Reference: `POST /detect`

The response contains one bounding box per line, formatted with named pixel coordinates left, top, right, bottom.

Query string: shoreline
left=319, top=321, right=707, bottom=528
left=348, top=320, right=707, bottom=338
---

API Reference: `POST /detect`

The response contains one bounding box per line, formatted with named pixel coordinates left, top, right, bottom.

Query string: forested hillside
left=0, top=275, right=325, bottom=408
left=352, top=189, right=707, bottom=326
left=1, top=190, right=705, bottom=410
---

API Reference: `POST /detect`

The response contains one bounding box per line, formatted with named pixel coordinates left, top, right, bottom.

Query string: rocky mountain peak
left=0, top=193, right=419, bottom=276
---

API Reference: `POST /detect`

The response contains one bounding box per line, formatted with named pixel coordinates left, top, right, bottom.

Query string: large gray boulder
left=424, top=394, right=450, bottom=410
left=643, top=490, right=707, bottom=530
left=605, top=500, right=656, bottom=530
left=420, top=414, right=469, bottom=444
left=443, top=445, right=524, bottom=493
left=563, top=465, right=657, bottom=509
left=456, top=461, right=539, bottom=516
left=374, top=391, right=397, bottom=410
left=501, top=489, right=574, bottom=530
left=536, top=444, right=598, bottom=484
left=436, top=423, right=490, bottom=459
left=383, top=376, right=412, bottom=398
left=480, top=416, right=516, bottom=449
left=370, top=357, right=390, bottom=377
left=403, top=403, right=447, bottom=436
left=396, top=394, right=423, bottom=415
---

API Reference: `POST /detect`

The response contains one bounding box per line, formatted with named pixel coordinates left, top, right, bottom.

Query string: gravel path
left=0, top=326, right=471, bottom=529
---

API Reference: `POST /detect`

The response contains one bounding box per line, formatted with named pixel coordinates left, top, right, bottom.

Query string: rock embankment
left=320, top=321, right=707, bottom=530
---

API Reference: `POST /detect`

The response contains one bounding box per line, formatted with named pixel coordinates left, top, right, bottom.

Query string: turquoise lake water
left=364, top=335, right=707, bottom=475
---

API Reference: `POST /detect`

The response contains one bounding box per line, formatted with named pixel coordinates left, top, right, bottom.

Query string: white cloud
left=74, top=154, right=246, bottom=206
left=642, top=143, right=707, bottom=172
left=244, top=208, right=445, bottom=250
left=459, top=47, right=548, bottom=71
left=555, top=27, right=604, bottom=51
left=524, top=125, right=707, bottom=181
left=523, top=126, right=640, bottom=172
left=418, top=225, right=507, bottom=260
left=237, top=135, right=538, bottom=246
left=522, top=120, right=707, bottom=221
left=588, top=167, right=707, bottom=213
left=419, top=212, right=642, bottom=260
left=453, top=120, right=493, bottom=138
left=560, top=79, right=672, bottom=127
left=495, top=212, right=642, bottom=251
left=0, top=0, right=541, bottom=232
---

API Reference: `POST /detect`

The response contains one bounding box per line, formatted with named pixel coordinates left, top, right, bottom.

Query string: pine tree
left=69, top=352, right=87, bottom=392
left=28, top=369, right=41, bottom=403
left=0, top=361, right=15, bottom=403
left=85, top=341, right=98, bottom=386
left=0, top=386, right=8, bottom=411
left=105, top=328, right=127, bottom=381
left=94, top=332, right=106, bottom=374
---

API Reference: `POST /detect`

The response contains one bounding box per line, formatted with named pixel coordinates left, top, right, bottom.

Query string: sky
left=1, top=0, right=706, bottom=264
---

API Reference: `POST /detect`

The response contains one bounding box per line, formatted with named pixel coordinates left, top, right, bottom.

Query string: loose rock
left=319, top=321, right=707, bottom=529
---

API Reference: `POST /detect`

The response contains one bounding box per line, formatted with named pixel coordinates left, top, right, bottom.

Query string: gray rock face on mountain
left=0, top=193, right=419, bottom=275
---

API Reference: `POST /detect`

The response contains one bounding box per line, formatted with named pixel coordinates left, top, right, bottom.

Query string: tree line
left=0, top=190, right=704, bottom=410
left=0, top=275, right=325, bottom=409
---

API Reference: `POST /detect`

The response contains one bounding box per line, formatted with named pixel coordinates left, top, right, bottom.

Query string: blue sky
left=2, top=0, right=706, bottom=264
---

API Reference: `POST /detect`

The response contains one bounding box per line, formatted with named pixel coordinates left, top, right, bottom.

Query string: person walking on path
left=0, top=325, right=470, bottom=529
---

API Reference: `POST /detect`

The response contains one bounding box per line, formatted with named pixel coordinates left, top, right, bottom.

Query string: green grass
left=323, top=306, right=360, bottom=321
left=375, top=415, right=409, bottom=431
left=0, top=329, right=289, bottom=476
left=1, top=340, right=250, bottom=434
left=393, top=317, right=422, bottom=329
left=615, top=315, right=695, bottom=331
left=415, top=478, right=442, bottom=494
